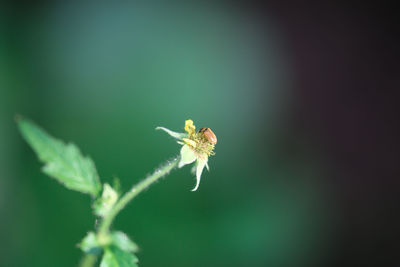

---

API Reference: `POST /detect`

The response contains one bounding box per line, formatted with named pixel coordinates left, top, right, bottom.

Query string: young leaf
left=111, top=231, right=139, bottom=253
left=79, top=232, right=102, bottom=255
left=17, top=117, right=101, bottom=196
left=100, top=246, right=138, bottom=267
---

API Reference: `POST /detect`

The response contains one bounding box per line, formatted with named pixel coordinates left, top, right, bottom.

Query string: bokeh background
left=1, top=2, right=398, bottom=267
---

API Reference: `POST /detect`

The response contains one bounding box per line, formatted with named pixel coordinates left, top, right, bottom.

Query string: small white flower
left=156, top=119, right=217, bottom=191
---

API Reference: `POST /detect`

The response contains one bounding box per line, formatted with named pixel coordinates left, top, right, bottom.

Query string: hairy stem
left=99, top=156, right=180, bottom=235
left=80, top=156, right=180, bottom=267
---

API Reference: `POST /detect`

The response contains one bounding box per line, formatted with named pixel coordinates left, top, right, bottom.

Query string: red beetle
left=199, top=128, right=217, bottom=145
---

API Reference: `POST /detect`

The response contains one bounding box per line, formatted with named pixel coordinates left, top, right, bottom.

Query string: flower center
left=183, top=120, right=215, bottom=157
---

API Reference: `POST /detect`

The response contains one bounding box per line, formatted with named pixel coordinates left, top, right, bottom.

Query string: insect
left=199, top=128, right=217, bottom=145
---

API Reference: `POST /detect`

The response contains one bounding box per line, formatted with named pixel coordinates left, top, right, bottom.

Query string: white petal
left=190, top=164, right=197, bottom=175
left=179, top=145, right=196, bottom=168
left=205, top=162, right=209, bottom=171
left=156, top=127, right=186, bottom=140
left=192, top=158, right=207, bottom=191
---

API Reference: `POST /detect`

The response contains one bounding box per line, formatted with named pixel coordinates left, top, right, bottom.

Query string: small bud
left=93, top=183, right=119, bottom=217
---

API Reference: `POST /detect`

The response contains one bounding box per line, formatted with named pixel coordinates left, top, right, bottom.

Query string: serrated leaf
left=17, top=118, right=101, bottom=196
left=100, top=246, right=138, bottom=267
left=111, top=231, right=139, bottom=253
left=79, top=232, right=102, bottom=255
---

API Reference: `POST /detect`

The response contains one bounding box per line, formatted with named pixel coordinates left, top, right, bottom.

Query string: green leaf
left=100, top=246, right=138, bottom=267
left=111, top=231, right=139, bottom=253
left=79, top=232, right=102, bottom=255
left=17, top=117, right=101, bottom=196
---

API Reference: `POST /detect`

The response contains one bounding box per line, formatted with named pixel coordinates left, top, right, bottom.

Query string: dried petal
left=184, top=119, right=196, bottom=136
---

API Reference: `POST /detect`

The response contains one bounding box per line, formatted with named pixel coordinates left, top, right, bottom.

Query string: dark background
left=1, top=2, right=399, bottom=266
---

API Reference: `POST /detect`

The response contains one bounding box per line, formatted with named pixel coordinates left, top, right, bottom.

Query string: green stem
left=98, top=156, right=180, bottom=235
left=80, top=156, right=180, bottom=267
left=80, top=253, right=97, bottom=267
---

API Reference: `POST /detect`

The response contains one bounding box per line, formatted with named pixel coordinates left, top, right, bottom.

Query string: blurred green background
left=1, top=2, right=332, bottom=267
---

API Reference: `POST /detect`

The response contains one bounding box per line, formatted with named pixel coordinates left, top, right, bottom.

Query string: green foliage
left=100, top=246, right=139, bottom=267
left=80, top=232, right=102, bottom=255
left=17, top=117, right=101, bottom=197
left=17, top=117, right=184, bottom=266
left=111, top=232, right=139, bottom=253
left=80, top=231, right=138, bottom=266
